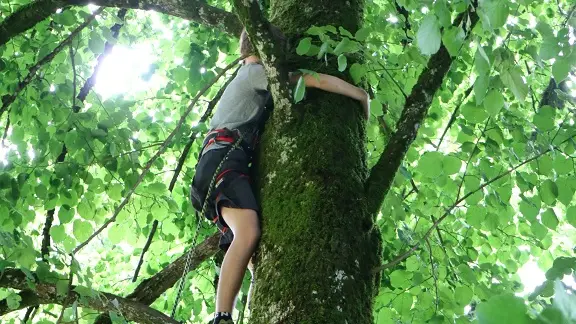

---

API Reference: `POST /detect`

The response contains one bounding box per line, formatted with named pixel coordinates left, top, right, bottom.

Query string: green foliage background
left=0, top=0, right=575, bottom=323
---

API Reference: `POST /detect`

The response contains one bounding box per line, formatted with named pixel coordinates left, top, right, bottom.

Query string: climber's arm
left=290, top=72, right=370, bottom=120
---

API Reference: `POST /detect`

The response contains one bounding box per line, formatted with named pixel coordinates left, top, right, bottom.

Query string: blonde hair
left=240, top=26, right=287, bottom=57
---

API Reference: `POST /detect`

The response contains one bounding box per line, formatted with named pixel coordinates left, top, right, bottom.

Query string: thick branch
left=0, top=290, right=43, bottom=316
left=364, top=4, right=479, bottom=216
left=0, top=269, right=179, bottom=324
left=0, top=0, right=66, bottom=47
left=0, top=0, right=241, bottom=48
left=230, top=0, right=293, bottom=123
left=93, top=233, right=220, bottom=324
left=0, top=8, right=103, bottom=120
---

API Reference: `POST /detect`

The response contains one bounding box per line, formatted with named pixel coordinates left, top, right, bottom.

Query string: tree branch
left=435, top=85, right=473, bottom=150
left=72, top=57, right=242, bottom=254
left=132, top=220, right=158, bottom=282
left=93, top=233, right=220, bottom=324
left=0, top=7, right=103, bottom=121
left=374, top=134, right=576, bottom=272
left=0, top=269, right=179, bottom=324
left=0, top=0, right=241, bottom=48
left=364, top=3, right=479, bottom=217
left=230, top=0, right=293, bottom=124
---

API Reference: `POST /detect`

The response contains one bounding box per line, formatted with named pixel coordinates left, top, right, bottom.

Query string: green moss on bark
left=251, top=89, right=382, bottom=323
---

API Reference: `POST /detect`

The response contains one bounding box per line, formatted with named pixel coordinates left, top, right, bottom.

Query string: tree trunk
left=250, top=0, right=382, bottom=323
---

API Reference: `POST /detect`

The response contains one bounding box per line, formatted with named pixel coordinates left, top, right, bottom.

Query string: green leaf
left=475, top=47, right=491, bottom=75
left=531, top=221, right=548, bottom=240
left=91, top=129, right=107, bottom=138
left=296, top=37, right=312, bottom=56
left=390, top=270, right=413, bottom=289
left=557, top=177, right=575, bottom=206
left=455, top=286, right=473, bottom=306
left=58, top=205, right=75, bottom=224
left=434, top=0, right=452, bottom=27
left=541, top=209, right=559, bottom=230
left=50, top=225, right=67, bottom=243
left=442, top=26, right=465, bottom=57
left=539, top=35, right=560, bottom=60
left=355, top=27, right=371, bottom=42
left=474, top=74, right=490, bottom=105
left=294, top=76, right=306, bottom=103
left=483, top=90, right=505, bottom=117
left=338, top=26, right=354, bottom=38
left=418, top=152, right=443, bottom=178
left=108, top=225, right=124, bottom=244
left=338, top=54, right=347, bottom=72
left=478, top=0, right=510, bottom=30
left=392, top=293, right=413, bottom=314
left=500, top=66, right=528, bottom=103
left=443, top=155, right=462, bottom=175
left=73, top=219, right=93, bottom=242
left=88, top=33, right=105, bottom=54
left=461, top=102, right=489, bottom=124
left=476, top=293, right=528, bottom=324
left=146, top=182, right=167, bottom=195
left=370, top=98, right=383, bottom=117
left=416, top=14, right=441, bottom=55
left=349, top=63, right=365, bottom=84
left=77, top=199, right=94, bottom=220
left=35, top=183, right=48, bottom=199
left=333, top=37, right=358, bottom=55
left=533, top=105, right=556, bottom=131
left=552, top=57, right=570, bottom=82
left=6, top=293, right=22, bottom=310
left=0, top=173, right=12, bottom=189
left=567, top=206, right=576, bottom=228
left=539, top=180, right=558, bottom=205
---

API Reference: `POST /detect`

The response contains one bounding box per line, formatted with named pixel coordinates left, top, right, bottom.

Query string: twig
left=0, top=7, right=104, bottom=120
left=40, top=209, right=55, bottom=261
left=132, top=220, right=158, bottom=282
left=394, top=1, right=412, bottom=49
left=373, top=134, right=576, bottom=273
left=73, top=57, right=242, bottom=254
left=22, top=305, right=38, bottom=323
left=425, top=239, right=439, bottom=313
left=456, top=119, right=490, bottom=201
left=70, top=44, right=77, bottom=109
left=1, top=116, right=10, bottom=146
left=56, top=257, right=76, bottom=323
left=436, top=85, right=473, bottom=150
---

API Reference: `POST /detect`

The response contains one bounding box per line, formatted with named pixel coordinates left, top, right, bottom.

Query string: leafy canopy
left=0, top=0, right=576, bottom=323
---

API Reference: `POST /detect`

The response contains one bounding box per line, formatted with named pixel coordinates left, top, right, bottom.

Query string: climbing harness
left=170, top=130, right=245, bottom=321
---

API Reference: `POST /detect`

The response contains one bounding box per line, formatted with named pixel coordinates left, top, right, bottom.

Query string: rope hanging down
left=170, top=135, right=244, bottom=320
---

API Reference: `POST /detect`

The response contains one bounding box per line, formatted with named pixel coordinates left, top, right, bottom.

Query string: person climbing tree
left=189, top=26, right=370, bottom=324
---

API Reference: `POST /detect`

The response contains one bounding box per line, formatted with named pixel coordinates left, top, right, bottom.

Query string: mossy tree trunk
left=249, top=0, right=382, bottom=323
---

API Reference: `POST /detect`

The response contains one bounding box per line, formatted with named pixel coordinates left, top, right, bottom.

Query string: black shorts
left=190, top=146, right=259, bottom=250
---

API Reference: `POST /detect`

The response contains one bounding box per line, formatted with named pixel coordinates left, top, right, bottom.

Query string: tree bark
left=248, top=1, right=382, bottom=323
left=0, top=269, right=179, bottom=324
left=0, top=0, right=241, bottom=48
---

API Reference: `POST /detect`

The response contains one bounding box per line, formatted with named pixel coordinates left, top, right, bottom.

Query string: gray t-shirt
left=209, top=63, right=269, bottom=131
